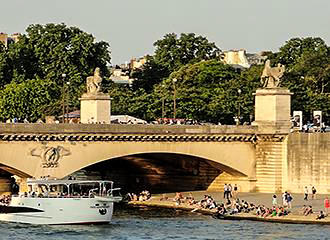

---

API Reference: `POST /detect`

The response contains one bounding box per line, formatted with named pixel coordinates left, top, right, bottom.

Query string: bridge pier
left=253, top=87, right=292, bottom=193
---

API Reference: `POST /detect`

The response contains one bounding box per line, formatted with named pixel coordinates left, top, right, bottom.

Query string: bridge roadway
left=0, top=123, right=288, bottom=193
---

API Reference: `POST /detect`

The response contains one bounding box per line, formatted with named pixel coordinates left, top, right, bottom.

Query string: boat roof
left=27, top=179, right=114, bottom=186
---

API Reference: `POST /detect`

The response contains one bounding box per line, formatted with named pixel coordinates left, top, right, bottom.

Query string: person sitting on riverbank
left=174, top=192, right=184, bottom=204
left=0, top=195, right=11, bottom=205
left=186, top=193, right=197, bottom=205
left=262, top=207, right=271, bottom=218
left=316, top=211, right=326, bottom=220
left=160, top=194, right=168, bottom=201
left=304, top=205, right=313, bottom=216
left=138, top=190, right=151, bottom=201
left=256, top=205, right=264, bottom=217
left=213, top=204, right=227, bottom=219
left=127, top=193, right=138, bottom=201
left=277, top=207, right=289, bottom=216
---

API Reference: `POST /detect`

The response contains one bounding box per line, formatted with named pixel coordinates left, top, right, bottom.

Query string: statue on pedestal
left=261, top=60, right=285, bottom=88
left=86, top=67, right=102, bottom=94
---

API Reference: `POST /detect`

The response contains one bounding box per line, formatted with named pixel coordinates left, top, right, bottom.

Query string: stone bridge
left=0, top=124, right=329, bottom=194
left=0, top=123, right=294, bottom=194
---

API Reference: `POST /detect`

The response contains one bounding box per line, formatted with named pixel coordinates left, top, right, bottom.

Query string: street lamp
left=172, top=78, right=177, bottom=119
left=236, top=89, right=242, bottom=125
left=161, top=84, right=165, bottom=119
left=61, top=73, right=66, bottom=123
left=65, top=81, right=70, bottom=123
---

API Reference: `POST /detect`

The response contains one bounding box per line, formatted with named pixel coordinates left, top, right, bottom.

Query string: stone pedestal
left=80, top=93, right=111, bottom=124
left=253, top=88, right=293, bottom=134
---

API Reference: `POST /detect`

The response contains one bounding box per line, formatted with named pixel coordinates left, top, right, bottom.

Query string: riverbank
left=128, top=191, right=330, bottom=225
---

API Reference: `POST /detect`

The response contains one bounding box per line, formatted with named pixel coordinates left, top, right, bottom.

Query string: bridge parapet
left=0, top=123, right=258, bottom=135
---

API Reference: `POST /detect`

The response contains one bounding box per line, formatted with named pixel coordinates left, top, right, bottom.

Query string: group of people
left=256, top=205, right=290, bottom=218
left=0, top=195, right=10, bottom=205
left=272, top=192, right=294, bottom=208
left=223, top=183, right=238, bottom=200
left=127, top=184, right=330, bottom=222
left=127, top=190, right=151, bottom=202
left=214, top=198, right=256, bottom=218
left=304, top=186, right=317, bottom=201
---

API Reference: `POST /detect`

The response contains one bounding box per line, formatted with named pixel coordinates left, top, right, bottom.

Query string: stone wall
left=286, top=133, right=330, bottom=194
left=255, top=138, right=286, bottom=193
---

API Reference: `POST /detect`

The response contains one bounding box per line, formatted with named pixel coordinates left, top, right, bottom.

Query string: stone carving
left=31, top=146, right=70, bottom=168
left=86, top=67, right=102, bottom=94
left=261, top=60, right=285, bottom=88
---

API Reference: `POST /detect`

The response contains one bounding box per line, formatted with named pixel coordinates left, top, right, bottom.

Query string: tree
left=154, top=33, right=221, bottom=73
left=147, top=60, right=245, bottom=123
left=0, top=78, right=60, bottom=122
left=132, top=33, right=221, bottom=93
left=273, top=37, right=328, bottom=67
left=109, top=84, right=153, bottom=121
left=272, top=37, right=330, bottom=122
left=0, top=23, right=112, bottom=118
left=131, top=56, right=168, bottom=92
left=0, top=43, right=11, bottom=88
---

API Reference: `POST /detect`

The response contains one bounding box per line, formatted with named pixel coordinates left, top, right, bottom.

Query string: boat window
left=95, top=204, right=99, bottom=207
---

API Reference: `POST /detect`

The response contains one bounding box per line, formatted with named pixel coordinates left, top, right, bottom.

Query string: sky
left=1, top=0, right=329, bottom=64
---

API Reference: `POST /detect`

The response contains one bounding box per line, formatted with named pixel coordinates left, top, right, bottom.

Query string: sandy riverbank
left=128, top=191, right=330, bottom=225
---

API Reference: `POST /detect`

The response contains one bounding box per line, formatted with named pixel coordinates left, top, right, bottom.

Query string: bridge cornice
left=0, top=133, right=259, bottom=142
left=0, top=133, right=287, bottom=143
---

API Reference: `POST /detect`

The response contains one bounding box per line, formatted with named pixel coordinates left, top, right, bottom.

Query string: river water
left=1, top=205, right=329, bottom=240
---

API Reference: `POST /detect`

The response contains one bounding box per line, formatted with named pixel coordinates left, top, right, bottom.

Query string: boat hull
left=0, top=196, right=114, bottom=225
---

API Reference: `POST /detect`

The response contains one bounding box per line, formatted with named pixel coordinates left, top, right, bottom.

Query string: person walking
left=304, top=186, right=308, bottom=201
left=223, top=184, right=228, bottom=199
left=228, top=184, right=233, bottom=199
left=312, top=186, right=317, bottom=200
left=287, top=193, right=293, bottom=209
left=282, top=192, right=288, bottom=207
left=233, top=184, right=238, bottom=199
left=324, top=197, right=329, bottom=214
left=272, top=194, right=278, bottom=206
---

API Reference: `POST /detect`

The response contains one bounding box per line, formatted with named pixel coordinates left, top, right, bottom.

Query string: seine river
left=1, top=205, right=329, bottom=240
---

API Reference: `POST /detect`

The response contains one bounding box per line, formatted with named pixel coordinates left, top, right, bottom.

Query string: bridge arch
left=0, top=140, right=256, bottom=192
left=51, top=141, right=256, bottom=180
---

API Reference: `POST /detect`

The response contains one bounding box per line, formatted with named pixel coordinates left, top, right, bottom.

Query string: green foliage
left=109, top=84, right=153, bottom=121
left=0, top=78, right=60, bottom=122
left=132, top=33, right=221, bottom=93
left=273, top=37, right=330, bottom=122
left=148, top=60, right=261, bottom=124
left=154, top=33, right=221, bottom=73
left=0, top=23, right=111, bottom=119
left=1, top=27, right=329, bottom=125
left=0, top=43, right=11, bottom=88
left=131, top=56, right=169, bottom=93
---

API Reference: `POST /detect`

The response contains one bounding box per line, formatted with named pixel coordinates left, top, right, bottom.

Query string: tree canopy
left=0, top=23, right=111, bottom=121
left=0, top=27, right=329, bottom=125
left=270, top=37, right=330, bottom=122
left=132, top=33, right=221, bottom=93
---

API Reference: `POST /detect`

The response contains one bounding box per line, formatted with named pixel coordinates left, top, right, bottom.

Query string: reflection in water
left=0, top=205, right=329, bottom=240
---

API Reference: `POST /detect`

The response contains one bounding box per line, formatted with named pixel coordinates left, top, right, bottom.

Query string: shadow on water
left=0, top=204, right=330, bottom=240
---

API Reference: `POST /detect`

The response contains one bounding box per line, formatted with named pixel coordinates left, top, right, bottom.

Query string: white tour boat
left=0, top=179, right=122, bottom=225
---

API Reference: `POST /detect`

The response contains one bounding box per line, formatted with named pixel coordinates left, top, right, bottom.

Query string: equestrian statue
left=86, top=67, right=102, bottom=94
left=261, top=60, right=285, bottom=88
